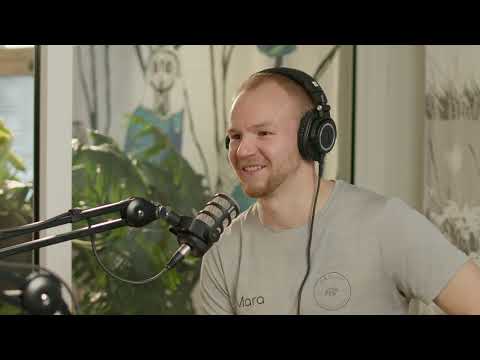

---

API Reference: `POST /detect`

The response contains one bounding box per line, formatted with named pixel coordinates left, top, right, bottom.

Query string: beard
left=239, top=162, right=299, bottom=199
left=241, top=175, right=283, bottom=198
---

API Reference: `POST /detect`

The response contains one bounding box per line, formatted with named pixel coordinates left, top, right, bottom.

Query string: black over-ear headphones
left=225, top=67, right=337, bottom=162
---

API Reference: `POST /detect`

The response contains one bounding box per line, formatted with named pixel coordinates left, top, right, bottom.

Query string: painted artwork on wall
left=425, top=46, right=480, bottom=255
left=414, top=46, right=480, bottom=315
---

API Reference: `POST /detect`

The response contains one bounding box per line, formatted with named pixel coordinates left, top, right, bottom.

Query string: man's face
left=227, top=81, right=304, bottom=199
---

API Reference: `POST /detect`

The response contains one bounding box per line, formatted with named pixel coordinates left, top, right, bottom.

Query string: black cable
left=87, top=218, right=167, bottom=285
left=296, top=170, right=322, bottom=315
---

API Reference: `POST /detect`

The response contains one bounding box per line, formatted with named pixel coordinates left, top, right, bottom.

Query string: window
left=0, top=45, right=38, bottom=314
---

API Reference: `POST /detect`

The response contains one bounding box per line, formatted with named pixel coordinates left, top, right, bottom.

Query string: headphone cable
left=296, top=169, right=321, bottom=315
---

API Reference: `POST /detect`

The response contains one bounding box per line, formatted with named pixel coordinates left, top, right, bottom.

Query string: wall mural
left=125, top=47, right=185, bottom=167
left=412, top=46, right=480, bottom=315
left=72, top=45, right=349, bottom=314
left=425, top=47, right=480, bottom=257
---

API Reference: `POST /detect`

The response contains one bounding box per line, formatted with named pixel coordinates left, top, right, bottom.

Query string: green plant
left=0, top=118, right=32, bottom=250
left=0, top=118, right=33, bottom=314
left=72, top=115, right=210, bottom=314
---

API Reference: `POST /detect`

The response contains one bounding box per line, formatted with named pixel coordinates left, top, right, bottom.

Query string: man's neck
left=256, top=169, right=335, bottom=231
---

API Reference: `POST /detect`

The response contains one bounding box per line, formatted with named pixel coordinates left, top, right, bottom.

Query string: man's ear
left=225, top=136, right=230, bottom=151
left=226, top=149, right=231, bottom=164
left=225, top=136, right=231, bottom=163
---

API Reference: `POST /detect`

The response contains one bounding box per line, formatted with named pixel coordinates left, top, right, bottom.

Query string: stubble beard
left=240, top=161, right=299, bottom=199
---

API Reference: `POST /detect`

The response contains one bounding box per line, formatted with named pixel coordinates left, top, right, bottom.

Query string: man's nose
left=236, top=136, right=256, bottom=158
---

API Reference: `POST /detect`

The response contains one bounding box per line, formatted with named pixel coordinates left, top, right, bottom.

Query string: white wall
left=355, top=45, right=425, bottom=211
left=38, top=45, right=72, bottom=292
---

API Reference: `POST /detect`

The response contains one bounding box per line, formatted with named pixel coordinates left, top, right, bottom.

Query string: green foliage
left=0, top=119, right=33, bottom=314
left=0, top=118, right=27, bottom=183
left=0, top=118, right=32, bottom=241
left=0, top=302, right=23, bottom=315
left=72, top=115, right=210, bottom=314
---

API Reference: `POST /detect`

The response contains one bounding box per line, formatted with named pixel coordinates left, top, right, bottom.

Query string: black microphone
left=164, top=193, right=240, bottom=271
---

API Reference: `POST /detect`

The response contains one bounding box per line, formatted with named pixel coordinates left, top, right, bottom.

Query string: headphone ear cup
left=298, top=110, right=337, bottom=162
left=297, top=110, right=316, bottom=161
left=317, top=117, right=337, bottom=154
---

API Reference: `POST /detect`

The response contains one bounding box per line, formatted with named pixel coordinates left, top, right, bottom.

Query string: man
left=198, top=67, right=480, bottom=315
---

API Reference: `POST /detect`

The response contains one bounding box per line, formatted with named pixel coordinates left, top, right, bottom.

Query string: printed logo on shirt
left=237, top=295, right=265, bottom=308
left=314, top=272, right=351, bottom=311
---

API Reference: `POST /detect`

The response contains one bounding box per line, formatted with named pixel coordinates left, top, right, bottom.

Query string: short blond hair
left=235, top=72, right=314, bottom=116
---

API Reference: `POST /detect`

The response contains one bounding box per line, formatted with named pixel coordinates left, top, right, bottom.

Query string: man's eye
left=230, top=134, right=241, bottom=140
left=258, top=131, right=270, bottom=136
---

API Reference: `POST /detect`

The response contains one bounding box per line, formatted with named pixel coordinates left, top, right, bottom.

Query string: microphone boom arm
left=0, top=196, right=213, bottom=314
left=0, top=197, right=161, bottom=259
left=0, top=193, right=237, bottom=274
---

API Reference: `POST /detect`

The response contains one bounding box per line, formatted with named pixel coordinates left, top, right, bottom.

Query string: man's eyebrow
left=250, top=122, right=274, bottom=130
left=227, top=122, right=274, bottom=134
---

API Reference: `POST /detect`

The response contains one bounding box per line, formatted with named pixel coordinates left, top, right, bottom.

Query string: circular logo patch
left=314, top=272, right=351, bottom=311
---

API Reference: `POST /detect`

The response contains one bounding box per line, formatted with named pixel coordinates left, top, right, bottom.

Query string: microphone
left=164, top=193, right=240, bottom=271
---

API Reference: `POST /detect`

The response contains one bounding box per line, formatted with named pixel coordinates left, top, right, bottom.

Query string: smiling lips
left=240, top=165, right=266, bottom=174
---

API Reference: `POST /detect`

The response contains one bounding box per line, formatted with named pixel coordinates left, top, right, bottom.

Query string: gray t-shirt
left=198, top=180, right=469, bottom=314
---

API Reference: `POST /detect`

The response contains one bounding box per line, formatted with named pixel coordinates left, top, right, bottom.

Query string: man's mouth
left=241, top=165, right=266, bottom=173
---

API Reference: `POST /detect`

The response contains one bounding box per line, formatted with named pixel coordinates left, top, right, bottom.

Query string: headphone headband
left=257, top=67, right=329, bottom=109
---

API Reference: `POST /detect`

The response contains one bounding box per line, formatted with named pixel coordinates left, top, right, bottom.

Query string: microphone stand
left=0, top=197, right=183, bottom=258
left=0, top=265, right=72, bottom=315
left=0, top=196, right=194, bottom=314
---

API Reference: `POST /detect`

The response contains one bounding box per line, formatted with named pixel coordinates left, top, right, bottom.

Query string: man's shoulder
left=333, top=180, right=391, bottom=219
left=338, top=180, right=386, bottom=201
left=327, top=181, right=429, bottom=237
left=339, top=182, right=432, bottom=236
